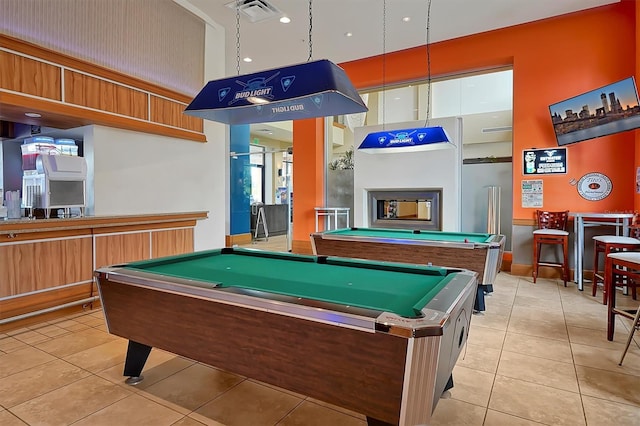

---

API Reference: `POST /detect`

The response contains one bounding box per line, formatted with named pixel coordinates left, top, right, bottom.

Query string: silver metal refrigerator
left=461, top=160, right=512, bottom=251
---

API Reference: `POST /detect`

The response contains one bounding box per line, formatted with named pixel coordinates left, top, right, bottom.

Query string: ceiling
left=180, top=0, right=619, bottom=75
left=177, top=0, right=618, bottom=145
left=0, top=0, right=621, bottom=144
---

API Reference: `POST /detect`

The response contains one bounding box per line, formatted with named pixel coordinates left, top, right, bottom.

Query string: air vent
left=225, top=0, right=281, bottom=23
left=481, top=126, right=512, bottom=133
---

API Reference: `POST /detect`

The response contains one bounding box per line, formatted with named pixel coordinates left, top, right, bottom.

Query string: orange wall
left=636, top=0, right=640, bottom=209
left=340, top=1, right=637, bottom=220
left=292, top=118, right=324, bottom=243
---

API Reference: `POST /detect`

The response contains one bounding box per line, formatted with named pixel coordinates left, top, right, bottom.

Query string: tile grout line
left=479, top=275, right=514, bottom=425
left=559, top=279, right=590, bottom=426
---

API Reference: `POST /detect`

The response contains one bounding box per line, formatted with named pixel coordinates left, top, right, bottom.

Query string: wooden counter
left=0, top=211, right=207, bottom=331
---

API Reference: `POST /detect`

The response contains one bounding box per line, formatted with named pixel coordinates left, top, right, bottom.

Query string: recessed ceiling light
left=344, top=32, right=353, bottom=37
left=279, top=16, right=291, bottom=24
left=25, top=112, right=41, bottom=118
left=402, top=17, right=410, bottom=22
left=243, top=57, right=252, bottom=62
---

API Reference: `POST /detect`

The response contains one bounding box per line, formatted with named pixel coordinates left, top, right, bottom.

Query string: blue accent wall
left=230, top=125, right=251, bottom=235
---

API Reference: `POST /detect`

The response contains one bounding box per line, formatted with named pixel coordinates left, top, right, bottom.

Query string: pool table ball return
left=95, top=248, right=478, bottom=426
left=311, top=227, right=506, bottom=311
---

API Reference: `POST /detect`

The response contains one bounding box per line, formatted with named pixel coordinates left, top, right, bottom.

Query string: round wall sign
left=577, top=172, right=612, bottom=201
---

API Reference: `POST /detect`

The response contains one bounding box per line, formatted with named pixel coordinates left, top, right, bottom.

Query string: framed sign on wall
left=576, top=172, right=612, bottom=201
left=523, top=148, right=567, bottom=175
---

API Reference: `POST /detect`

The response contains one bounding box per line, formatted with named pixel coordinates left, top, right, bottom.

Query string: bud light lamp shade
left=184, top=59, right=368, bottom=125
left=358, top=126, right=452, bottom=153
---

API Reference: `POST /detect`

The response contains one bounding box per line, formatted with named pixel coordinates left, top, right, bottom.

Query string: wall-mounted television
left=549, top=76, right=640, bottom=146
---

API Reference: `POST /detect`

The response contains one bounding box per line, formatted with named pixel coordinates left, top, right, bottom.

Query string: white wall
left=353, top=117, right=463, bottom=231
left=463, top=141, right=512, bottom=159
left=88, top=124, right=225, bottom=250
left=86, top=21, right=228, bottom=251
left=1, top=0, right=205, bottom=95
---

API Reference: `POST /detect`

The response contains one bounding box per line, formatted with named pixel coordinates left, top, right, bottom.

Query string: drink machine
left=22, top=154, right=87, bottom=218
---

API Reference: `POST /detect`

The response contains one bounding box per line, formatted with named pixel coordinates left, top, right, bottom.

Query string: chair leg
left=562, top=237, right=569, bottom=286
left=593, top=241, right=600, bottom=297
left=602, top=245, right=609, bottom=305
left=532, top=239, right=539, bottom=283
left=619, top=306, right=640, bottom=365
left=606, top=257, right=616, bottom=341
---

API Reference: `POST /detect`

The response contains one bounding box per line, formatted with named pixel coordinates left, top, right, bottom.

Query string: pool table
left=95, top=247, right=477, bottom=426
left=311, top=227, right=505, bottom=312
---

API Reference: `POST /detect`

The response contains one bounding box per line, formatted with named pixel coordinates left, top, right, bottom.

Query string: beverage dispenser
left=22, top=154, right=87, bottom=218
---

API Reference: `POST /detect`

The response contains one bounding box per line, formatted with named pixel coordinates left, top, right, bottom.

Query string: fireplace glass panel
left=380, top=200, right=432, bottom=220
left=369, top=190, right=442, bottom=230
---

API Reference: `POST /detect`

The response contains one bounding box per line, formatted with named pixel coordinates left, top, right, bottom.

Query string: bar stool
left=592, top=235, right=640, bottom=304
left=605, top=252, right=640, bottom=360
left=532, top=210, right=569, bottom=285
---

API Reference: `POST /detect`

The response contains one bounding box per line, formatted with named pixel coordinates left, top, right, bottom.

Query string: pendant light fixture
left=184, top=0, right=368, bottom=125
left=358, top=0, right=452, bottom=153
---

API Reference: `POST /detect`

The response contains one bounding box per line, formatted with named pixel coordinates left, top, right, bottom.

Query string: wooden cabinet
left=0, top=212, right=207, bottom=331
left=0, top=34, right=205, bottom=142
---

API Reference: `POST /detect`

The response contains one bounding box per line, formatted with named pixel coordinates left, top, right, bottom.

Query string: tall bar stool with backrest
left=532, top=210, right=569, bottom=286
left=591, top=218, right=640, bottom=303
left=605, top=252, right=640, bottom=367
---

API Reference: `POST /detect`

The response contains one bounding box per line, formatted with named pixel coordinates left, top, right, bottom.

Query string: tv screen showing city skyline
left=549, top=76, right=640, bottom=146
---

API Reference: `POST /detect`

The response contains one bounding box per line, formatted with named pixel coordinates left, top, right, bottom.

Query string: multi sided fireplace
left=367, top=189, right=442, bottom=230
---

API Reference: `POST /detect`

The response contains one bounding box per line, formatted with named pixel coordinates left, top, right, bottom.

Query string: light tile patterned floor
left=1, top=236, right=639, bottom=425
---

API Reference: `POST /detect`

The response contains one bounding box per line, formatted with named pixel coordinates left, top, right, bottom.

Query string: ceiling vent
left=481, top=126, right=512, bottom=133
left=225, top=0, right=281, bottom=23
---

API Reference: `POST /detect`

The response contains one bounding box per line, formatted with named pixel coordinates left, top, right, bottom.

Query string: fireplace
left=367, top=189, right=442, bottom=230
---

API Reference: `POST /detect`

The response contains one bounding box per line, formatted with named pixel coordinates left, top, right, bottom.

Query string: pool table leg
left=482, top=284, right=494, bottom=294
left=123, top=340, right=152, bottom=385
left=474, top=289, right=486, bottom=312
left=444, top=374, right=454, bottom=392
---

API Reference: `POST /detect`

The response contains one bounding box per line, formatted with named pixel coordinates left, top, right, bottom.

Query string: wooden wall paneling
left=150, top=95, right=203, bottom=132
left=0, top=91, right=206, bottom=141
left=94, top=232, right=151, bottom=269
left=0, top=212, right=205, bottom=234
left=0, top=236, right=93, bottom=298
left=0, top=229, right=90, bottom=244
left=91, top=220, right=199, bottom=235
left=1, top=34, right=205, bottom=140
left=1, top=34, right=193, bottom=103
left=151, top=228, right=194, bottom=258
left=0, top=50, right=61, bottom=100
left=225, top=233, right=252, bottom=247
left=0, top=212, right=207, bottom=330
left=0, top=283, right=94, bottom=325
left=64, top=69, right=148, bottom=120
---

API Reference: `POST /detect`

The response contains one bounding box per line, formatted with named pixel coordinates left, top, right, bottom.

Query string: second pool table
left=95, top=247, right=478, bottom=426
left=311, top=227, right=505, bottom=311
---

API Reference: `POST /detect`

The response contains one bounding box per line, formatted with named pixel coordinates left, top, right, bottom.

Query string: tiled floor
left=1, top=236, right=639, bottom=425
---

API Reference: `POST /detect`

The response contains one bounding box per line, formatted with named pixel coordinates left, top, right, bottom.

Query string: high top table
left=571, top=212, right=635, bottom=291
left=314, top=207, right=350, bottom=231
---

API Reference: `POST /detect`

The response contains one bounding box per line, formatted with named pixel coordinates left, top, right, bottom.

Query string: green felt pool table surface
left=96, top=248, right=479, bottom=425
left=123, top=248, right=456, bottom=318
left=323, top=228, right=495, bottom=244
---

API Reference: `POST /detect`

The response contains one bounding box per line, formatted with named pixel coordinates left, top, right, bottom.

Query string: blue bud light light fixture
left=358, top=126, right=452, bottom=154
left=184, top=59, right=368, bottom=125
left=359, top=0, right=450, bottom=154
